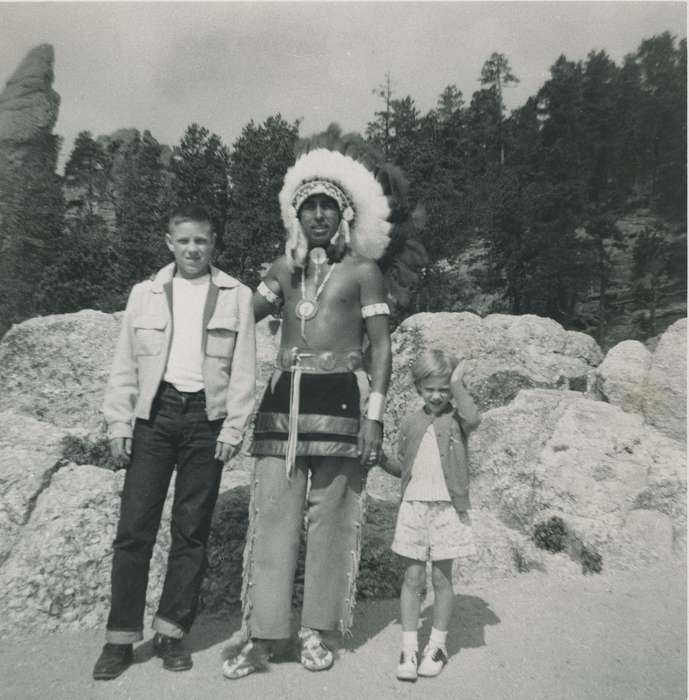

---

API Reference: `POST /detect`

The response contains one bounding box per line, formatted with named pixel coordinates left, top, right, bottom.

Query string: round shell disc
left=295, top=298, right=319, bottom=321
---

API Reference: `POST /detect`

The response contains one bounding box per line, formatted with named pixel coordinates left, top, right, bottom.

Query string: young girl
left=380, top=349, right=480, bottom=681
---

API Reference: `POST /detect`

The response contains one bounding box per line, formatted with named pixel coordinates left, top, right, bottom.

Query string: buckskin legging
left=240, top=454, right=367, bottom=639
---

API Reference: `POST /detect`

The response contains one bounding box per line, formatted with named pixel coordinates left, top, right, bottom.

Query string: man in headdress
left=223, top=148, right=393, bottom=678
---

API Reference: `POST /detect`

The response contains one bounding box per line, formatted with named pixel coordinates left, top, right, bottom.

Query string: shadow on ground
left=345, top=592, right=500, bottom=662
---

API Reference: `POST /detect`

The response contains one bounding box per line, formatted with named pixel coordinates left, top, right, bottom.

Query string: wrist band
left=257, top=281, right=282, bottom=307
left=366, top=391, right=386, bottom=422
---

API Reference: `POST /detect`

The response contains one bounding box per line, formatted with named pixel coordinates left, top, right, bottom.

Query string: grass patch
left=533, top=516, right=567, bottom=553
left=60, top=434, right=119, bottom=470
left=533, top=516, right=604, bottom=575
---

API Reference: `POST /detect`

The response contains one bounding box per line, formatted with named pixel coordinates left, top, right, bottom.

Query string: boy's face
left=417, top=374, right=452, bottom=416
left=166, top=220, right=214, bottom=279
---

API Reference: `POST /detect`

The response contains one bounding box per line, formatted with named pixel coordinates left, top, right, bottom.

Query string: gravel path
left=2, top=562, right=685, bottom=700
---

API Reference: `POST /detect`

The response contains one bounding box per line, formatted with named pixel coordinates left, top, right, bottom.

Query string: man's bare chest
left=280, top=266, right=360, bottom=312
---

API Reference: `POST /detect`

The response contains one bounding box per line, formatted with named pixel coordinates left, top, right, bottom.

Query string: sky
left=0, top=1, right=686, bottom=170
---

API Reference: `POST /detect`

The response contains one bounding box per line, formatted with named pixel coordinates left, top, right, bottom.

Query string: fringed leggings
left=240, top=454, right=367, bottom=639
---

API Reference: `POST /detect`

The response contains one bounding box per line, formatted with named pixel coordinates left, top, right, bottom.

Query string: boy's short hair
left=411, top=348, right=458, bottom=387
left=168, top=204, right=213, bottom=234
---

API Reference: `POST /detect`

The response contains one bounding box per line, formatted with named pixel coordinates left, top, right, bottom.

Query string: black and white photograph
left=0, top=2, right=686, bottom=698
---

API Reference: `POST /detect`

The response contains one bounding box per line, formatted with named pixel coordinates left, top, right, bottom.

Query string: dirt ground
left=2, top=562, right=686, bottom=700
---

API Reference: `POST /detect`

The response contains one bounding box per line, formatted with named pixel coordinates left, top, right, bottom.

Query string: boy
left=380, top=349, right=480, bottom=681
left=93, top=205, right=256, bottom=680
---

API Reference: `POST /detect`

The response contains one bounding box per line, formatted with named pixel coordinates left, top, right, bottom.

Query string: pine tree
left=110, top=131, right=171, bottom=293
left=480, top=52, right=519, bottom=165
left=63, top=131, right=112, bottom=217
left=366, top=72, right=394, bottom=158
left=220, top=115, right=300, bottom=285
left=36, top=131, right=120, bottom=314
left=634, top=33, right=686, bottom=220
left=170, top=124, right=231, bottom=247
left=436, top=85, right=464, bottom=124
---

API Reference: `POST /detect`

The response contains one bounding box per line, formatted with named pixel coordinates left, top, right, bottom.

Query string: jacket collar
left=150, top=262, right=241, bottom=293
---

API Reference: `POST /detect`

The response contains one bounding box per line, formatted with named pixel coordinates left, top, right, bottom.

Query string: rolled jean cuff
left=106, top=628, right=143, bottom=644
left=152, top=614, right=185, bottom=639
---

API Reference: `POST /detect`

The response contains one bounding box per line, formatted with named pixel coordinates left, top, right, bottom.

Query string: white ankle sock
left=429, top=627, right=447, bottom=651
left=402, top=631, right=418, bottom=652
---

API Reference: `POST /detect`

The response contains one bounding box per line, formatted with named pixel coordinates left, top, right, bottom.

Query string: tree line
left=0, top=31, right=685, bottom=343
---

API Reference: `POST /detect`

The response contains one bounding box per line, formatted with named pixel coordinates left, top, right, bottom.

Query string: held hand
left=109, top=437, right=132, bottom=469
left=215, top=441, right=241, bottom=465
left=451, top=359, right=466, bottom=385
left=358, top=418, right=383, bottom=468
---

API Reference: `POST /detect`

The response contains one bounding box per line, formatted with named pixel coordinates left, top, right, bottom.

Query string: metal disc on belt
left=318, top=352, right=336, bottom=370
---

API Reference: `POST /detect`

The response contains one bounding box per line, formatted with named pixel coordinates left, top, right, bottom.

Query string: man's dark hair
left=168, top=204, right=213, bottom=233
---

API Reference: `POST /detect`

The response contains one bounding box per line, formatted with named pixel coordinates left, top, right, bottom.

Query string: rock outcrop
left=0, top=464, right=401, bottom=637
left=644, top=318, right=687, bottom=442
left=0, top=464, right=124, bottom=634
left=0, top=310, right=280, bottom=440
left=470, top=390, right=685, bottom=566
left=590, top=318, right=686, bottom=442
left=0, top=411, right=70, bottom=565
left=381, top=312, right=603, bottom=448
left=591, top=340, right=652, bottom=414
left=0, top=44, right=63, bottom=337
left=0, top=311, right=121, bottom=436
left=0, top=309, right=685, bottom=636
left=0, top=44, right=59, bottom=145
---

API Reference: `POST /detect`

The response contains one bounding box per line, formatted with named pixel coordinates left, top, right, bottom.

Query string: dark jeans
left=106, top=383, right=223, bottom=643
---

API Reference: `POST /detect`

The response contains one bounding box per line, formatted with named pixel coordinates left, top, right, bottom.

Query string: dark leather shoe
left=153, top=633, right=193, bottom=672
left=92, top=643, right=133, bottom=680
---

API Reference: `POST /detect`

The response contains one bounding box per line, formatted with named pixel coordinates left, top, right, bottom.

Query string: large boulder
left=0, top=311, right=120, bottom=435
left=644, top=318, right=686, bottom=442
left=0, top=464, right=125, bottom=635
left=0, top=310, right=280, bottom=441
left=590, top=340, right=652, bottom=414
left=382, top=312, right=603, bottom=448
left=0, top=464, right=256, bottom=637
left=590, top=318, right=686, bottom=442
left=0, top=410, right=70, bottom=565
left=0, top=462, right=401, bottom=637
left=470, top=389, right=686, bottom=570
left=372, top=387, right=686, bottom=583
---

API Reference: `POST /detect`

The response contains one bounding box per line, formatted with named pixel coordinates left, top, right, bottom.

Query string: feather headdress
left=279, top=147, right=392, bottom=269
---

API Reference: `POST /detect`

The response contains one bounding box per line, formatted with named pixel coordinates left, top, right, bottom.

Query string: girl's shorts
left=391, top=500, right=476, bottom=562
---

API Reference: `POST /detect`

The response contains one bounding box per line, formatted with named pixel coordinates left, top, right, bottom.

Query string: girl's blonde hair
left=411, top=348, right=458, bottom=387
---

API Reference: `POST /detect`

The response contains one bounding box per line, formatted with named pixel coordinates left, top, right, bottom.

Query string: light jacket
left=103, top=262, right=256, bottom=445
left=387, top=381, right=481, bottom=513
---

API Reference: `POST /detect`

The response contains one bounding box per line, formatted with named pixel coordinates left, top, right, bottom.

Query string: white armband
left=361, top=302, right=390, bottom=319
left=257, top=281, right=282, bottom=307
left=366, top=391, right=386, bottom=422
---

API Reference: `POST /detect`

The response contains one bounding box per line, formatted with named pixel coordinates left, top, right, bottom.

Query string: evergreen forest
left=1, top=33, right=685, bottom=347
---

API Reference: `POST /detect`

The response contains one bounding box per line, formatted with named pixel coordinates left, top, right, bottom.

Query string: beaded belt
left=276, top=347, right=363, bottom=477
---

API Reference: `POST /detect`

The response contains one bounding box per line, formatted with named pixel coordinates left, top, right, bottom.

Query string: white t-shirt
left=403, top=424, right=451, bottom=502
left=163, top=273, right=210, bottom=392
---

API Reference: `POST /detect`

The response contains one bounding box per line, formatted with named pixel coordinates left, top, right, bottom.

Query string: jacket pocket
left=206, top=316, right=238, bottom=358
left=133, top=315, right=167, bottom=355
